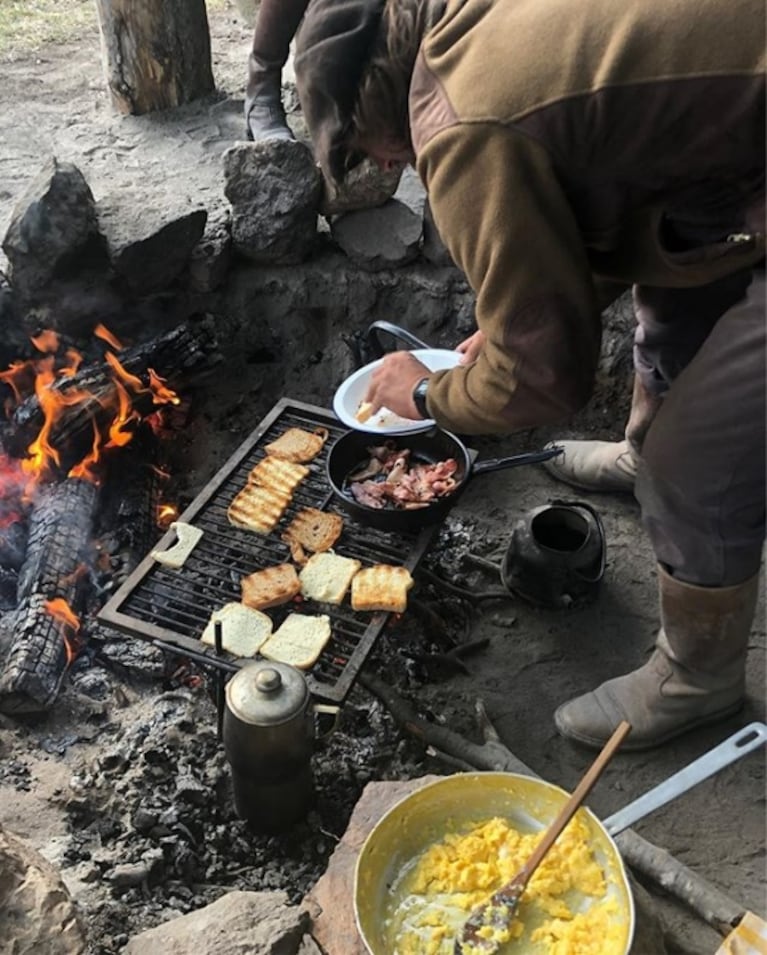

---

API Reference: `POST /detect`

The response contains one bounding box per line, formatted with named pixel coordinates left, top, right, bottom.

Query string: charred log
left=6, top=318, right=219, bottom=468
left=0, top=478, right=99, bottom=713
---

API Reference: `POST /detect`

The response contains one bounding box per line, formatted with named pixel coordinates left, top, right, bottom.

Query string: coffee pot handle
left=313, top=703, right=341, bottom=740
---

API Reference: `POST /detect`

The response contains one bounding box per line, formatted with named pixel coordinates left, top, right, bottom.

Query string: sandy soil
left=0, top=4, right=764, bottom=955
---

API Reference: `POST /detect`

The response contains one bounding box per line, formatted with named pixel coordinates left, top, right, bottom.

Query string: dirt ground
left=0, top=4, right=764, bottom=955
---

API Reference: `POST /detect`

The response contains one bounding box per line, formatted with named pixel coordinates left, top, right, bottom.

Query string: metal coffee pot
left=222, top=660, right=339, bottom=833
left=501, top=499, right=606, bottom=609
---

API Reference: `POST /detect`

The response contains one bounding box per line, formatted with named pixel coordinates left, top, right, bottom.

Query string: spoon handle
left=510, top=720, right=632, bottom=891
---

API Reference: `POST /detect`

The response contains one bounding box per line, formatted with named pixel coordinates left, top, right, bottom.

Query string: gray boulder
left=224, top=139, right=322, bottom=264
left=1, top=158, right=102, bottom=298
left=330, top=199, right=422, bottom=271
left=97, top=187, right=207, bottom=295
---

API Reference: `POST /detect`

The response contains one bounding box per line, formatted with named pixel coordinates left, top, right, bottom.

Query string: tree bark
left=94, top=0, right=214, bottom=115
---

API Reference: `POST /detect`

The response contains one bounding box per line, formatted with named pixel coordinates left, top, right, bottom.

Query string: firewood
left=6, top=319, right=219, bottom=469
left=0, top=478, right=99, bottom=713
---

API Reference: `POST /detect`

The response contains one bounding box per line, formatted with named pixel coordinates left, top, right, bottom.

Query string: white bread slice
left=150, top=521, right=203, bottom=568
left=200, top=602, right=273, bottom=656
left=247, top=456, right=309, bottom=495
left=355, top=401, right=374, bottom=424
left=351, top=564, right=414, bottom=613
left=241, top=563, right=301, bottom=610
left=227, top=482, right=291, bottom=534
left=282, top=508, right=343, bottom=564
left=264, top=427, right=329, bottom=463
left=259, top=613, right=332, bottom=669
left=298, top=551, right=362, bottom=605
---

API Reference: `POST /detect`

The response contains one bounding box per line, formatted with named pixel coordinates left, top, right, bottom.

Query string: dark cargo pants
left=632, top=266, right=765, bottom=586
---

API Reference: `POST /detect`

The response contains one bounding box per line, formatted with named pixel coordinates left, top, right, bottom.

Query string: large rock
left=0, top=823, right=87, bottom=954
left=330, top=199, right=422, bottom=272
left=319, top=159, right=402, bottom=216
left=1, top=158, right=102, bottom=299
left=224, top=139, right=322, bottom=265
left=97, top=187, right=207, bottom=295
left=123, top=890, right=315, bottom=955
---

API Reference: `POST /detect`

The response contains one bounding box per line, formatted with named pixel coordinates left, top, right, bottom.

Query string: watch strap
left=412, top=377, right=430, bottom=418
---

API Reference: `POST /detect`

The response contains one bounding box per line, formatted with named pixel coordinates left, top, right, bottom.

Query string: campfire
left=0, top=319, right=217, bottom=713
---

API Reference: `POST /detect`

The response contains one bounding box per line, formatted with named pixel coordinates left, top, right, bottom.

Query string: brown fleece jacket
left=410, top=0, right=765, bottom=434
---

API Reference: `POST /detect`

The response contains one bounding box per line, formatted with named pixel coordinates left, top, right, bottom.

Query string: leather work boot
left=554, top=565, right=761, bottom=750
left=543, top=375, right=662, bottom=493
left=245, top=62, right=295, bottom=142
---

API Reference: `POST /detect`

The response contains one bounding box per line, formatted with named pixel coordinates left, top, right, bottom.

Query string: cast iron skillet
left=326, top=428, right=563, bottom=533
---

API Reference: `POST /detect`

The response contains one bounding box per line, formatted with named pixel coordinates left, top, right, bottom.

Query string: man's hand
left=455, top=329, right=485, bottom=364
left=364, top=352, right=431, bottom=419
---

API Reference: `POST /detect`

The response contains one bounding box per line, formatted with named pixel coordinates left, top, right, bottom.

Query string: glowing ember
left=44, top=597, right=81, bottom=666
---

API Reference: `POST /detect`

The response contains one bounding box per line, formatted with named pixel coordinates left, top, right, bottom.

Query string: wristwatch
left=412, top=377, right=430, bottom=418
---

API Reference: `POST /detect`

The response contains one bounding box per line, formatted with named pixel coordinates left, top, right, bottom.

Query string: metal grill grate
left=98, top=399, right=440, bottom=703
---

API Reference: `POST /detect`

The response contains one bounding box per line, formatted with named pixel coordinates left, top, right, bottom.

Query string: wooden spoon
left=454, top=720, right=632, bottom=955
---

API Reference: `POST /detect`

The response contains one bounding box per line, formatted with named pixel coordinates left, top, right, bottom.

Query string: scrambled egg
left=383, top=815, right=626, bottom=955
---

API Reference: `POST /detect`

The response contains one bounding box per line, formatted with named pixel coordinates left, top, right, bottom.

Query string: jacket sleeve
left=416, top=123, right=603, bottom=435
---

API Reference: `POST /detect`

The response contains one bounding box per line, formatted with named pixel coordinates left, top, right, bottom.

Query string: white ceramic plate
left=333, top=348, right=462, bottom=434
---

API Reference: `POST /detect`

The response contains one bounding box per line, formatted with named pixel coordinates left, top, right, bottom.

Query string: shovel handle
left=604, top=721, right=767, bottom=837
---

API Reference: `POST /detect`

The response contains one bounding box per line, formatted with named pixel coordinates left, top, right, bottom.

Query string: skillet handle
left=365, top=321, right=431, bottom=359
left=471, top=445, right=564, bottom=474
left=604, top=721, right=767, bottom=837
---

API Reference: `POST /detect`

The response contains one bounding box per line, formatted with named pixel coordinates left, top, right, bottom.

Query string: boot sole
left=554, top=699, right=745, bottom=751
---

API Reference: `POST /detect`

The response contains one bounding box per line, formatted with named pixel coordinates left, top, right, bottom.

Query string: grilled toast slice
left=350, top=564, right=414, bottom=613
left=259, top=613, right=332, bottom=669
left=227, top=483, right=291, bottom=534
left=241, top=563, right=301, bottom=610
left=264, top=427, right=330, bottom=463
left=200, top=602, right=273, bottom=656
left=298, top=551, right=362, bottom=605
left=247, top=456, right=309, bottom=495
left=282, top=508, right=344, bottom=564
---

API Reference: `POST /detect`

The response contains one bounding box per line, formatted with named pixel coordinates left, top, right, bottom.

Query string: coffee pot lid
left=226, top=660, right=309, bottom=726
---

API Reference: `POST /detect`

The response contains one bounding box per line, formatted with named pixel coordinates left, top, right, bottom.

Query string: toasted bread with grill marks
left=227, top=482, right=291, bottom=534
left=259, top=612, right=332, bottom=669
left=200, top=602, right=273, bottom=656
left=351, top=564, right=414, bottom=614
left=264, top=427, right=330, bottom=463
left=298, top=551, right=362, bottom=605
left=282, top=508, right=343, bottom=564
left=241, top=563, right=301, bottom=610
left=247, top=456, right=309, bottom=495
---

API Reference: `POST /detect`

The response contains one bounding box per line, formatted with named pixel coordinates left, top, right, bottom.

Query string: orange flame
left=31, top=329, right=60, bottom=354
left=44, top=597, right=81, bottom=667
left=148, top=369, right=180, bottom=406
left=157, top=503, right=179, bottom=528
left=0, top=328, right=182, bottom=491
left=93, top=323, right=124, bottom=351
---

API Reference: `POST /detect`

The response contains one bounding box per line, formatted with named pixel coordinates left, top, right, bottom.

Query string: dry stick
left=359, top=671, right=747, bottom=936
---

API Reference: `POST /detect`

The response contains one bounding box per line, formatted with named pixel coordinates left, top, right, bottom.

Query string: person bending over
left=292, top=0, right=765, bottom=751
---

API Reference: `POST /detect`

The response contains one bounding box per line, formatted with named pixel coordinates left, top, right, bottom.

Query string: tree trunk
left=95, top=0, right=215, bottom=115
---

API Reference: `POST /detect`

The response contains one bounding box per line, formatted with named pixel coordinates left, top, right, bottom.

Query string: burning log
left=0, top=478, right=98, bottom=713
left=4, top=318, right=219, bottom=469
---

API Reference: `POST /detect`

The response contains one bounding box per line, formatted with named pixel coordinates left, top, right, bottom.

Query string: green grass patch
left=0, top=0, right=232, bottom=58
